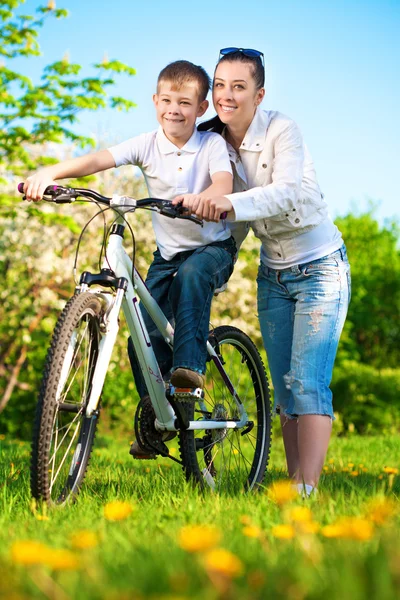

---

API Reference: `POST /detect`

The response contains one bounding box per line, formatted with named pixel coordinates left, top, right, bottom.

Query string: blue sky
left=15, top=0, right=400, bottom=221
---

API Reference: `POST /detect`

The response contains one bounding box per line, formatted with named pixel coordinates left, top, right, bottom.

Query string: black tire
left=179, top=326, right=271, bottom=493
left=30, top=292, right=103, bottom=505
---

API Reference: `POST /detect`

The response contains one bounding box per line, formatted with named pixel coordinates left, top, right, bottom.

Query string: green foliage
left=332, top=361, right=400, bottom=433
left=336, top=210, right=400, bottom=368
left=0, top=1, right=136, bottom=174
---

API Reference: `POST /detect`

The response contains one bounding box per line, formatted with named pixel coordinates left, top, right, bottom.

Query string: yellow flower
left=328, top=458, right=335, bottom=464
left=350, top=471, right=359, bottom=477
left=267, top=480, right=297, bottom=506
left=35, top=515, right=50, bottom=521
left=11, top=541, right=79, bottom=570
left=70, top=530, right=99, bottom=549
left=287, top=506, right=313, bottom=523
left=104, top=501, right=134, bottom=521
left=47, top=0, right=56, bottom=9
left=366, top=498, right=397, bottom=525
left=320, top=524, right=345, bottom=538
left=383, top=467, right=398, bottom=475
left=45, top=549, right=79, bottom=571
left=297, top=521, right=320, bottom=535
left=203, top=548, right=243, bottom=578
left=11, top=541, right=49, bottom=566
left=242, top=525, right=262, bottom=538
left=178, top=525, right=221, bottom=553
left=0, top=434, right=5, bottom=440
left=240, top=515, right=252, bottom=526
left=348, top=463, right=354, bottom=468
left=321, top=518, right=374, bottom=541
left=271, top=524, right=295, bottom=539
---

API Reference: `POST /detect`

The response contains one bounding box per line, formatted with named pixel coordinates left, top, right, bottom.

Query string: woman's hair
left=216, top=51, right=265, bottom=89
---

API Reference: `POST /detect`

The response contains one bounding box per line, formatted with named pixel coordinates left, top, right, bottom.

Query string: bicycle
left=18, top=183, right=272, bottom=505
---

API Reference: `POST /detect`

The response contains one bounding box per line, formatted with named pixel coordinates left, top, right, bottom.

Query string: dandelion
left=35, top=515, right=49, bottom=521
left=287, top=506, right=313, bottom=523
left=242, top=525, right=262, bottom=538
left=321, top=518, right=374, bottom=541
left=11, top=541, right=79, bottom=570
left=297, top=521, right=320, bottom=535
left=70, top=530, right=98, bottom=550
left=328, top=458, right=335, bottom=464
left=366, top=498, right=397, bottom=525
left=347, top=463, right=354, bottom=468
left=0, top=434, right=5, bottom=440
left=271, top=524, right=295, bottom=539
left=46, top=549, right=79, bottom=571
left=203, top=548, right=243, bottom=578
left=240, top=515, right=252, bottom=526
left=383, top=467, right=398, bottom=475
left=178, top=525, right=221, bottom=553
left=267, top=480, right=297, bottom=506
left=104, top=501, right=133, bottom=521
left=11, top=541, right=49, bottom=566
left=350, top=471, right=359, bottom=477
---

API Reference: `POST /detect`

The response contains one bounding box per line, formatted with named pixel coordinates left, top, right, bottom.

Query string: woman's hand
left=173, top=194, right=233, bottom=222
left=23, top=170, right=58, bottom=202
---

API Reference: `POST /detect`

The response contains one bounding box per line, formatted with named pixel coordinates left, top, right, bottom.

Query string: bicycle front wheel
left=179, top=326, right=272, bottom=493
left=30, top=292, right=103, bottom=505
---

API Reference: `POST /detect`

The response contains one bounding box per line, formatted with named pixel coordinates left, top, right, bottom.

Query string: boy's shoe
left=129, top=440, right=156, bottom=460
left=170, top=368, right=205, bottom=389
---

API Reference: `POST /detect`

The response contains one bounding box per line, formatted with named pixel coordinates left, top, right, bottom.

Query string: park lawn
left=0, top=431, right=399, bottom=600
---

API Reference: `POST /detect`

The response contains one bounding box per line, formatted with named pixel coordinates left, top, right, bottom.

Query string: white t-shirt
left=108, top=127, right=232, bottom=260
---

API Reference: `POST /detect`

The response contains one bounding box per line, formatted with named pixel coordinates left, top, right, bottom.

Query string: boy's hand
left=172, top=194, right=233, bottom=222
left=23, top=172, right=57, bottom=202
left=172, top=193, right=204, bottom=216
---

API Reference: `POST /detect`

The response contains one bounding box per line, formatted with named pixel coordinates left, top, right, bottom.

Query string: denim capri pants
left=257, top=244, right=351, bottom=420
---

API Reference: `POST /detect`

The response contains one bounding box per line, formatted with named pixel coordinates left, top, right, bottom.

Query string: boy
left=23, top=60, right=236, bottom=455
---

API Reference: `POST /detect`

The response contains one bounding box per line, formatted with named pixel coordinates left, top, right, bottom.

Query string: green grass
left=1, top=431, right=399, bottom=600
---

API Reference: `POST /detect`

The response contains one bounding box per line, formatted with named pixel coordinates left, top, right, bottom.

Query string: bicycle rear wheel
left=178, top=326, right=271, bottom=493
left=30, top=292, right=103, bottom=505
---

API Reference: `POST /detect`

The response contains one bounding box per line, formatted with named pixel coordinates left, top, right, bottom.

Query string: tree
left=335, top=210, right=400, bottom=369
left=0, top=0, right=136, bottom=179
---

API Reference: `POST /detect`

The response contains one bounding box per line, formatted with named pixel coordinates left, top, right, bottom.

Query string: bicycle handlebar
left=17, top=184, right=227, bottom=223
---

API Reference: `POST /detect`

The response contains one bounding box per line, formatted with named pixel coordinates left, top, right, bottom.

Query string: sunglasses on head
left=219, top=47, right=264, bottom=66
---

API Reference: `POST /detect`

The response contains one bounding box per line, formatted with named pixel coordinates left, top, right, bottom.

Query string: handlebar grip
left=220, top=212, right=227, bottom=220
left=18, top=183, right=24, bottom=193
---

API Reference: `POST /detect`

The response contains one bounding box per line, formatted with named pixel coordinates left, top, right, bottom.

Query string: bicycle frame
left=79, top=212, right=249, bottom=434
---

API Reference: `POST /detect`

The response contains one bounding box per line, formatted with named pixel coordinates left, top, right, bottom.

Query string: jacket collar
left=239, top=107, right=272, bottom=152
left=156, top=126, right=201, bottom=154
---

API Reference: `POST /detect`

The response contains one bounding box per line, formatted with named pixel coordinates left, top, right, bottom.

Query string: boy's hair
left=157, top=60, right=211, bottom=102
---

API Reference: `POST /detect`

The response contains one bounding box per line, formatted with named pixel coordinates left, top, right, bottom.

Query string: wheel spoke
left=180, top=328, right=271, bottom=493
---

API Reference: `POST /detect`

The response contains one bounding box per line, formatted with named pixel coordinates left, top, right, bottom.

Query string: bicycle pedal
left=171, top=386, right=204, bottom=402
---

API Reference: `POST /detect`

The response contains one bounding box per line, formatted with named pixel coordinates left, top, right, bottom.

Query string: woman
left=193, top=48, right=350, bottom=495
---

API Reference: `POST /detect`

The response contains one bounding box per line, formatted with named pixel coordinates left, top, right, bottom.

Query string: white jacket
left=224, top=108, right=334, bottom=259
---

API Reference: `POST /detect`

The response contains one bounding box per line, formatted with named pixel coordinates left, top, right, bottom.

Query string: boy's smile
left=153, top=81, right=208, bottom=148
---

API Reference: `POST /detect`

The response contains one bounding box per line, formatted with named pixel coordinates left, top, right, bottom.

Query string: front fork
left=77, top=282, right=126, bottom=417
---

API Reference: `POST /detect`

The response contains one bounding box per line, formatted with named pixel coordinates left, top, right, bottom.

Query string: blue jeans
left=128, top=237, right=236, bottom=398
left=257, top=244, right=351, bottom=419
